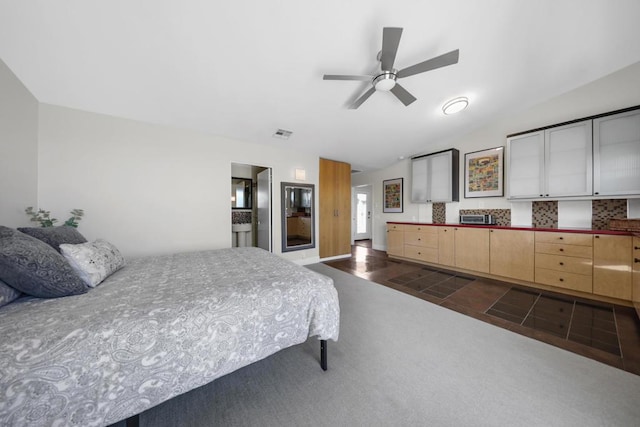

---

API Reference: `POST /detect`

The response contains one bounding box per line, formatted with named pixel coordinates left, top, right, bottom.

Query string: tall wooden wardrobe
left=319, top=158, right=352, bottom=259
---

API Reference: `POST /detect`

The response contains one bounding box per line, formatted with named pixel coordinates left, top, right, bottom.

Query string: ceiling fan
left=323, top=27, right=459, bottom=109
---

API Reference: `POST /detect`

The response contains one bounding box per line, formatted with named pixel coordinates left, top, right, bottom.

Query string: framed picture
left=465, top=147, right=504, bottom=198
left=383, top=178, right=403, bottom=213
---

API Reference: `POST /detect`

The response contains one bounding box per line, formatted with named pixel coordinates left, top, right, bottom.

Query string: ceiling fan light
left=442, top=97, right=469, bottom=115
left=373, top=72, right=397, bottom=91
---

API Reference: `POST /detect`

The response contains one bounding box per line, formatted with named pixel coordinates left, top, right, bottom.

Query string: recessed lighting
left=442, top=97, right=469, bottom=115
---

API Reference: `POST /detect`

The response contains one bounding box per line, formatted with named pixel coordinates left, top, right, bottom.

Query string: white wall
left=0, top=59, right=38, bottom=226
left=354, top=61, right=640, bottom=250
left=37, top=104, right=320, bottom=263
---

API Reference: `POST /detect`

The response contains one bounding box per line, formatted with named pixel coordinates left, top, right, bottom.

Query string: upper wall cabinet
left=593, top=109, right=640, bottom=196
left=411, top=149, right=459, bottom=203
left=507, top=120, right=592, bottom=199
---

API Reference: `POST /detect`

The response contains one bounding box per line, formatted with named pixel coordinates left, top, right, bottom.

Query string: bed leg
left=125, top=414, right=140, bottom=427
left=320, top=339, right=327, bottom=371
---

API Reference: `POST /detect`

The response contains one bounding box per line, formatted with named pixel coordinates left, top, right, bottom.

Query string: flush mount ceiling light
left=442, top=97, right=469, bottom=115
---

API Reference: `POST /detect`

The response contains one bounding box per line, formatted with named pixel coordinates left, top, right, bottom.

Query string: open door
left=257, top=168, right=272, bottom=251
left=353, top=185, right=372, bottom=240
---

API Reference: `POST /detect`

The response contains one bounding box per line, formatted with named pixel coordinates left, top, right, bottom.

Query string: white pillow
left=60, top=239, right=126, bottom=287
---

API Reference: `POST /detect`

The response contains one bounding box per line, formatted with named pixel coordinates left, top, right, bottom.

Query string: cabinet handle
left=559, top=248, right=564, bottom=252
left=545, top=194, right=549, bottom=197
left=558, top=237, right=563, bottom=240
left=418, top=252, right=422, bottom=255
left=540, top=194, right=543, bottom=197
left=418, top=238, right=421, bottom=241
left=635, top=246, right=640, bottom=250
left=559, top=278, right=564, bottom=282
left=595, top=235, right=600, bottom=239
left=559, top=262, right=564, bottom=266
left=594, top=192, right=599, bottom=195
left=635, top=258, right=640, bottom=263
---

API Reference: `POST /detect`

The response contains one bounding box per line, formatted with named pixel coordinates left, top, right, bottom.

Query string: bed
left=0, top=243, right=340, bottom=427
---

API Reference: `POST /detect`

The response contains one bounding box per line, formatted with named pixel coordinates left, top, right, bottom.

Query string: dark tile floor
left=325, top=240, right=640, bottom=376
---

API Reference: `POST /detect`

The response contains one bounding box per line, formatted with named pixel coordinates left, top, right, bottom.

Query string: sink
left=232, top=223, right=252, bottom=247
left=232, top=223, right=252, bottom=232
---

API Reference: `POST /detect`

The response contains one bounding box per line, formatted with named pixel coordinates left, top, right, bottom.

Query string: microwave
left=459, top=214, right=495, bottom=225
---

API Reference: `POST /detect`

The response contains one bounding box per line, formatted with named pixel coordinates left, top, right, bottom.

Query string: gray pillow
left=17, top=225, right=87, bottom=253
left=0, top=226, right=89, bottom=298
left=0, top=278, right=21, bottom=308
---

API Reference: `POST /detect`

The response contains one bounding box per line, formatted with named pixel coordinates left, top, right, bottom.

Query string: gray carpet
left=134, top=264, right=640, bottom=426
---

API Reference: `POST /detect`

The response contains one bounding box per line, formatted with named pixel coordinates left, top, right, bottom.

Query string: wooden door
left=438, top=227, right=455, bottom=266
left=593, top=234, right=632, bottom=300
left=335, top=160, right=352, bottom=255
left=454, top=227, right=490, bottom=273
left=490, top=229, right=534, bottom=281
left=319, top=158, right=351, bottom=258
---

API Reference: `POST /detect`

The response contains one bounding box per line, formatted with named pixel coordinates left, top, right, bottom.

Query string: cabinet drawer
left=535, top=242, right=592, bottom=258
left=404, top=232, right=438, bottom=248
left=535, top=253, right=593, bottom=276
left=387, top=223, right=405, bottom=231
left=404, top=245, right=438, bottom=263
left=404, top=224, right=437, bottom=234
left=535, top=232, right=592, bottom=246
left=535, top=268, right=593, bottom=293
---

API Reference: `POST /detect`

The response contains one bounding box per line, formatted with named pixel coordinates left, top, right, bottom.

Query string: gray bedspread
left=0, top=247, right=340, bottom=426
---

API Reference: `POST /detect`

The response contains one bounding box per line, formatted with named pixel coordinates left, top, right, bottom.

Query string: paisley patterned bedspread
left=0, top=247, right=340, bottom=426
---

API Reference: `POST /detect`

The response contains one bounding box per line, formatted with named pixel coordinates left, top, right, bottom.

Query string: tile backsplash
left=232, top=211, right=252, bottom=224
left=532, top=201, right=558, bottom=228
left=592, top=199, right=627, bottom=230
left=432, top=203, right=446, bottom=224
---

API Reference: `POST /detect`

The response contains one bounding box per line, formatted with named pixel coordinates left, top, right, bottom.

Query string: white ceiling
left=1, top=1, right=640, bottom=172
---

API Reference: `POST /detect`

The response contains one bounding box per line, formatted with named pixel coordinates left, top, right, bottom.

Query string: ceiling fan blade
left=349, top=87, right=376, bottom=109
left=323, top=74, right=372, bottom=81
left=396, top=49, right=459, bottom=79
left=390, top=83, right=417, bottom=106
left=380, top=27, right=403, bottom=71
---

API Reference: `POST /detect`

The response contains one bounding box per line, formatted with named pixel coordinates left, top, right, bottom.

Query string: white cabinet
left=507, top=121, right=592, bottom=199
left=594, top=109, right=640, bottom=196
left=507, top=131, right=544, bottom=199
left=411, top=149, right=459, bottom=203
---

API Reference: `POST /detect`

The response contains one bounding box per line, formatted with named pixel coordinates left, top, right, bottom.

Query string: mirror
left=281, top=182, right=314, bottom=252
left=231, top=177, right=252, bottom=209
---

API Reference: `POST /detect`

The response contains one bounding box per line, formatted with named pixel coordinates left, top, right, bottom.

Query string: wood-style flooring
left=324, top=240, right=640, bottom=376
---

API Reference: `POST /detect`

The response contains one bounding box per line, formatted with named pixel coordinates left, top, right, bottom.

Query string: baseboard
left=372, top=244, right=386, bottom=251
left=292, top=256, right=321, bottom=266
left=319, top=254, right=351, bottom=262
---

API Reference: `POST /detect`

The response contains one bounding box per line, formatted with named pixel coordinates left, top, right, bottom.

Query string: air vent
left=273, top=129, right=293, bottom=139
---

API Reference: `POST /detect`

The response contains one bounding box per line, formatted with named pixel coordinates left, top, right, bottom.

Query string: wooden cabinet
left=386, top=223, right=404, bottom=257
left=386, top=222, right=636, bottom=304
left=411, top=149, right=459, bottom=203
left=454, top=227, right=490, bottom=273
left=438, top=227, right=455, bottom=266
left=633, top=237, right=640, bottom=303
left=507, top=121, right=592, bottom=199
left=593, top=234, right=632, bottom=300
left=489, top=229, right=534, bottom=281
left=593, top=109, right=640, bottom=196
left=403, top=225, right=438, bottom=263
left=534, top=232, right=593, bottom=293
left=319, top=158, right=351, bottom=258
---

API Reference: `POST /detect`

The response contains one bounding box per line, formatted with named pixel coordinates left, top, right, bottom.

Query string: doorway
left=231, top=163, right=272, bottom=251
left=353, top=185, right=372, bottom=241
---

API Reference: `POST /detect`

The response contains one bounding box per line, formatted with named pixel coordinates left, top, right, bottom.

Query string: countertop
left=386, top=221, right=637, bottom=236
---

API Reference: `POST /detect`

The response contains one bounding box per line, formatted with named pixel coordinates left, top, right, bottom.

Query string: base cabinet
left=403, top=225, right=438, bottom=263
left=534, top=232, right=593, bottom=293
left=454, top=227, right=490, bottom=273
left=490, top=229, right=534, bottom=281
left=438, top=227, right=455, bottom=266
left=386, top=224, right=405, bottom=257
left=386, top=222, right=635, bottom=304
left=593, top=234, right=632, bottom=300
